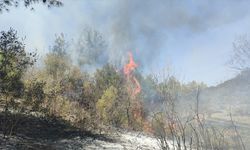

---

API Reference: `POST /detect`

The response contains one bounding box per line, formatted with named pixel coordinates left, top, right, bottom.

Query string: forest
left=0, top=0, right=250, bottom=150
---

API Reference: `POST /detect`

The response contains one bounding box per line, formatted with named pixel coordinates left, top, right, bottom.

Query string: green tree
left=0, top=29, right=35, bottom=136
left=0, top=29, right=35, bottom=104
left=94, top=64, right=123, bottom=99
left=44, top=34, right=70, bottom=79
left=23, top=78, right=45, bottom=112
left=96, top=86, right=117, bottom=124
left=94, top=64, right=130, bottom=127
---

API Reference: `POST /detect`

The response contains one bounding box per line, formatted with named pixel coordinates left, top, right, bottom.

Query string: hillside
left=178, top=70, right=250, bottom=115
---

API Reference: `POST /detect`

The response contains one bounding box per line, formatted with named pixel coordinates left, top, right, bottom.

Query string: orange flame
left=123, top=52, right=138, bottom=77
left=133, top=76, right=141, bottom=96
left=123, top=52, right=141, bottom=96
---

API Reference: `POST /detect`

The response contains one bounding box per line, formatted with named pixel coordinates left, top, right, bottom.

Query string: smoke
left=1, top=0, right=250, bottom=73
left=89, top=0, right=250, bottom=69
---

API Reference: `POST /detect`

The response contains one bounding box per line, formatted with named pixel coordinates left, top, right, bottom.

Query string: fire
left=132, top=76, right=141, bottom=95
left=123, top=52, right=138, bottom=77
left=123, top=52, right=141, bottom=96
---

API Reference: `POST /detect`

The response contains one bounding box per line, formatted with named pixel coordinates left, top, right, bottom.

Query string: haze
left=1, top=0, right=250, bottom=85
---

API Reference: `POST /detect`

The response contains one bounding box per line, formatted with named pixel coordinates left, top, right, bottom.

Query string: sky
left=1, top=0, right=250, bottom=86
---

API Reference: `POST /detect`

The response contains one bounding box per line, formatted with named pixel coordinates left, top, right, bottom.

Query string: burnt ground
left=0, top=112, right=115, bottom=150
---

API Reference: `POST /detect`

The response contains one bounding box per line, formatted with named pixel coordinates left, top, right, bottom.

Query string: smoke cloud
left=83, top=0, right=250, bottom=68
left=1, top=0, right=250, bottom=78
